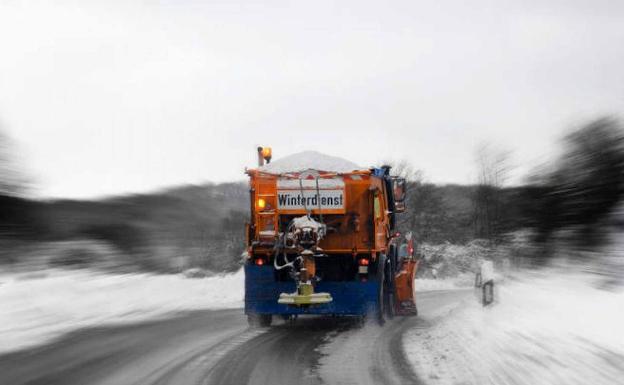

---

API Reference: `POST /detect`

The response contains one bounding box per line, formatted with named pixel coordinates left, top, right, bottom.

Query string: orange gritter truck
left=244, top=147, right=418, bottom=326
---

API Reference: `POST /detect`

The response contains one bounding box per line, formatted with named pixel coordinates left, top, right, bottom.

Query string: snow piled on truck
left=0, top=268, right=244, bottom=354
left=257, top=150, right=363, bottom=174
left=403, top=269, right=624, bottom=385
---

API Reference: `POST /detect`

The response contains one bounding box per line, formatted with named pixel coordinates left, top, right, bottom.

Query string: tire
left=247, top=313, right=272, bottom=327
left=385, top=260, right=395, bottom=319
left=377, top=290, right=385, bottom=326
left=377, top=255, right=386, bottom=326
left=386, top=292, right=395, bottom=319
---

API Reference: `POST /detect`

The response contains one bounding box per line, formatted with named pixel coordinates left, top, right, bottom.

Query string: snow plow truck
left=244, top=147, right=419, bottom=326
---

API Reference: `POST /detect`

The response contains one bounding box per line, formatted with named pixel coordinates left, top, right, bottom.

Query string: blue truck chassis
left=244, top=264, right=381, bottom=316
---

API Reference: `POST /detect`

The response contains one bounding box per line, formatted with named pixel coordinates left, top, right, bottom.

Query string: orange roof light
left=261, top=147, right=272, bottom=163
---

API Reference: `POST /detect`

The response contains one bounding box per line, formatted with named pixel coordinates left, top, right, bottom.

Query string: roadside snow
left=0, top=268, right=244, bottom=354
left=404, top=270, right=624, bottom=385
left=318, top=290, right=473, bottom=385
left=416, top=273, right=475, bottom=292
left=257, top=151, right=363, bottom=174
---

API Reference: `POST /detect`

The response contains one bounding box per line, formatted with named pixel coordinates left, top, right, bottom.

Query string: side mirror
left=392, top=177, right=407, bottom=213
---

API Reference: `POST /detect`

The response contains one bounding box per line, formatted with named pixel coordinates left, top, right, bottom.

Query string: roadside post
left=475, top=260, right=495, bottom=306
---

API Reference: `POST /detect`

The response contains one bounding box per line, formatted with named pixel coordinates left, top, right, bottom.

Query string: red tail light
left=358, top=258, right=369, bottom=275
left=255, top=258, right=265, bottom=266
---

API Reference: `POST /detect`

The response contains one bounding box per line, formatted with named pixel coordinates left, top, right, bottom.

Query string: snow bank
left=416, top=273, right=475, bottom=292
left=257, top=151, right=363, bottom=174
left=415, top=241, right=503, bottom=291
left=418, top=242, right=491, bottom=279
left=0, top=268, right=244, bottom=354
left=404, top=270, right=624, bottom=385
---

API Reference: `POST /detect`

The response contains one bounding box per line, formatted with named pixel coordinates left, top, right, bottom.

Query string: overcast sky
left=1, top=0, right=623, bottom=198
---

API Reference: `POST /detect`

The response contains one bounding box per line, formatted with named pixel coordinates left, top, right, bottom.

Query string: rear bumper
left=244, top=265, right=380, bottom=316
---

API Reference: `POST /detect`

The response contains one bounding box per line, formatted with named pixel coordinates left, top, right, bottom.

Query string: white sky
left=0, top=0, right=623, bottom=198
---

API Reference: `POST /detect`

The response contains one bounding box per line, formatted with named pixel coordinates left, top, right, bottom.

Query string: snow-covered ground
left=0, top=268, right=244, bottom=354
left=416, top=273, right=476, bottom=292
left=404, top=269, right=624, bottom=385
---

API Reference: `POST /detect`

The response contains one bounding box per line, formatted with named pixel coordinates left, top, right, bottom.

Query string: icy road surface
left=1, top=269, right=621, bottom=385
left=0, top=290, right=471, bottom=385
left=0, top=269, right=244, bottom=354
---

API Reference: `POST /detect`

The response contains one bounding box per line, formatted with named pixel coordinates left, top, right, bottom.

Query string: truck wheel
left=377, top=256, right=386, bottom=326
left=386, top=292, right=395, bottom=319
left=377, top=294, right=385, bottom=326
left=385, top=262, right=395, bottom=319
left=248, top=314, right=272, bottom=328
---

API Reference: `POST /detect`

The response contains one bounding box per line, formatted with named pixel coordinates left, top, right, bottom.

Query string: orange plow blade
left=394, top=259, right=419, bottom=316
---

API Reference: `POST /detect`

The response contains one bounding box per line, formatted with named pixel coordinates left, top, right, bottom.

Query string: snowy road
left=0, top=290, right=471, bottom=385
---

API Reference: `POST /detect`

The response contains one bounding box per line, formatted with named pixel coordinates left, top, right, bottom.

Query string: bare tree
left=383, top=159, right=455, bottom=242
left=381, top=159, right=423, bottom=183
left=473, top=143, right=511, bottom=243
